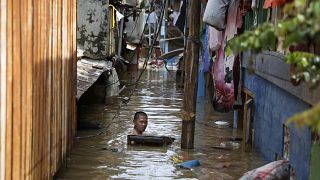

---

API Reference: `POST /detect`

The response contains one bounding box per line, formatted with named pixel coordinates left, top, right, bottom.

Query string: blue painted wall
left=243, top=69, right=312, bottom=180
left=197, top=70, right=205, bottom=97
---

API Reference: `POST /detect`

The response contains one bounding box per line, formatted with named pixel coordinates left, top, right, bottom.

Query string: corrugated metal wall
left=0, top=0, right=77, bottom=179
left=244, top=0, right=268, bottom=30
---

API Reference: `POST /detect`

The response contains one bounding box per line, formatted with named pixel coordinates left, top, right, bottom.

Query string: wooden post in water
left=181, top=0, right=200, bottom=149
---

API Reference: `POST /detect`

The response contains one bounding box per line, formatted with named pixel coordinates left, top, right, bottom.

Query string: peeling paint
left=77, top=0, right=115, bottom=57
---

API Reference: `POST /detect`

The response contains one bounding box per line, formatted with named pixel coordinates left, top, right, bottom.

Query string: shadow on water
left=55, top=68, right=266, bottom=179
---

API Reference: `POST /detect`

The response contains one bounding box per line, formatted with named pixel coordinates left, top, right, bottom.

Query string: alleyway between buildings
left=55, top=67, right=265, bottom=179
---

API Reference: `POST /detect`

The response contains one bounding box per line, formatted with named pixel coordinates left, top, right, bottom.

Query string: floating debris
left=240, top=160, right=289, bottom=180
left=127, top=135, right=175, bottom=146
left=177, top=160, right=201, bottom=169
left=211, top=142, right=240, bottom=150
left=214, top=120, right=229, bottom=126
left=170, top=155, right=183, bottom=164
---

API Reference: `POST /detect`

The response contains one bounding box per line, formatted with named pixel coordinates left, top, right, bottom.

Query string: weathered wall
left=77, top=0, right=115, bottom=57
left=0, top=0, right=77, bottom=179
left=123, top=0, right=138, bottom=6
left=242, top=52, right=314, bottom=180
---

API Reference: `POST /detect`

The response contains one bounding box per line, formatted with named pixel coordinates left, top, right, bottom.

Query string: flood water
left=55, top=67, right=266, bottom=179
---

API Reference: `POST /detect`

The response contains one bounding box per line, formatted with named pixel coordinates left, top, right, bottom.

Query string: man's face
left=134, top=116, right=148, bottom=134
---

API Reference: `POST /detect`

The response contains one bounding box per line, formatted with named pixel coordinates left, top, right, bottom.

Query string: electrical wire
left=127, top=11, right=142, bottom=40
left=76, top=0, right=168, bottom=139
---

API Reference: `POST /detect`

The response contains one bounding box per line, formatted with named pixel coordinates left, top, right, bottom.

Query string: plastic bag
left=208, top=26, right=223, bottom=51
left=239, top=160, right=289, bottom=180
left=203, top=0, right=231, bottom=30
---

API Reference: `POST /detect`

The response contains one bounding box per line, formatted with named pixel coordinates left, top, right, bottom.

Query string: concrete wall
left=78, top=0, right=114, bottom=57
left=125, top=9, right=145, bottom=44
left=242, top=52, right=315, bottom=180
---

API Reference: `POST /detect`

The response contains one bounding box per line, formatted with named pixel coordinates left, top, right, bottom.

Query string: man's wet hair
left=134, top=111, right=148, bottom=120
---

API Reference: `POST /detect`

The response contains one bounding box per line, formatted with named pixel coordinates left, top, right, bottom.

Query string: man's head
left=133, top=111, right=148, bottom=134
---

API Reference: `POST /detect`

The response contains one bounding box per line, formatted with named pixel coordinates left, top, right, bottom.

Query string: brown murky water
left=55, top=68, right=266, bottom=179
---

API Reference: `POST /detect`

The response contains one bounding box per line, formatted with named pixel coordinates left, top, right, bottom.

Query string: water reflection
left=55, top=68, right=266, bottom=179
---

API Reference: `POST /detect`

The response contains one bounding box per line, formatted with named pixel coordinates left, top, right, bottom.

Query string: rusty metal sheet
left=76, top=58, right=112, bottom=99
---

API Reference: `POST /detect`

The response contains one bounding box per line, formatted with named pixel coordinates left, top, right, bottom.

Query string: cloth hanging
left=263, top=0, right=287, bottom=9
left=203, top=0, right=231, bottom=31
left=212, top=0, right=240, bottom=112
left=175, top=0, right=187, bottom=33
left=200, top=25, right=211, bottom=72
left=208, top=26, right=223, bottom=52
left=225, top=0, right=240, bottom=41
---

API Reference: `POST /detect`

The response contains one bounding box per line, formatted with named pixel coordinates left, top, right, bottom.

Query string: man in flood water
left=131, top=111, right=148, bottom=135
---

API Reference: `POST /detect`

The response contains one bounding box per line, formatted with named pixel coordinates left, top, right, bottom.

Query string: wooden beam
left=5, top=0, right=13, bottom=178
left=0, top=0, right=7, bottom=179
left=181, top=0, right=200, bottom=149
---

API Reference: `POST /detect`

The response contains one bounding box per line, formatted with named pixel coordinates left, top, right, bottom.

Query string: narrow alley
left=1, top=0, right=320, bottom=179
left=55, top=68, right=265, bottom=179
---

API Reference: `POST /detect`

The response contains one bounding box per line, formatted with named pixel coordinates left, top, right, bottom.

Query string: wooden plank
left=72, top=0, right=77, bottom=147
left=23, top=0, right=33, bottom=179
left=5, top=0, right=13, bottom=179
left=181, top=0, right=201, bottom=149
left=61, top=0, right=68, bottom=162
left=243, top=87, right=255, bottom=98
left=38, top=0, right=44, bottom=177
left=46, top=0, right=53, bottom=177
left=242, top=94, right=248, bottom=152
left=159, top=48, right=184, bottom=60
left=0, top=4, right=1, bottom=180
left=0, top=0, right=7, bottom=179
left=51, top=0, right=59, bottom=174
left=42, top=0, right=49, bottom=177
left=67, top=0, right=71, bottom=155
left=242, top=97, right=253, bottom=152
left=32, top=0, right=40, bottom=178
left=70, top=0, right=74, bottom=147
left=19, top=0, right=29, bottom=178
left=56, top=0, right=62, bottom=170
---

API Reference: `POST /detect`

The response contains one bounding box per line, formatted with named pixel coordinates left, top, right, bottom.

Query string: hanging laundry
left=200, top=25, right=211, bottom=72
left=208, top=26, right=223, bottom=52
left=263, top=0, right=287, bottom=9
left=212, top=0, right=240, bottom=112
left=175, top=0, right=187, bottom=33
left=212, top=46, right=235, bottom=112
left=115, top=9, right=124, bottom=22
left=203, top=0, right=231, bottom=31
left=251, top=0, right=257, bottom=10
left=225, top=0, right=240, bottom=41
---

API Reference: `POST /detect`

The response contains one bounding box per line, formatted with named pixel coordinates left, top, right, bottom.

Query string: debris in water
left=218, top=136, right=242, bottom=141
left=239, top=160, right=289, bottom=180
left=170, top=155, right=183, bottom=164
left=211, top=142, right=240, bottom=150
left=177, top=160, right=200, bottom=169
left=213, top=162, right=232, bottom=169
left=214, top=120, right=229, bottom=126
left=211, top=145, right=233, bottom=150
left=127, top=135, right=175, bottom=146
